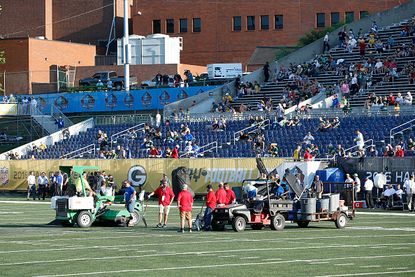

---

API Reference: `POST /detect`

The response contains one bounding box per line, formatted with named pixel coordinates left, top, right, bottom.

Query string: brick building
left=132, top=0, right=407, bottom=67
left=0, top=0, right=132, bottom=47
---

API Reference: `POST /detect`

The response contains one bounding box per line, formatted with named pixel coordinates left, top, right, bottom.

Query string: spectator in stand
left=216, top=183, right=227, bottom=206
left=404, top=91, right=413, bottom=105
left=55, top=116, right=65, bottom=129
left=183, top=130, right=194, bottom=142
left=155, top=72, right=162, bottom=87
left=384, top=144, right=395, bottom=157
left=303, top=148, right=314, bottom=161
left=293, top=145, right=302, bottom=161
left=171, top=145, right=180, bottom=159
left=358, top=37, right=366, bottom=58
left=149, top=146, right=159, bottom=158
left=354, top=130, right=364, bottom=151
left=204, top=184, right=216, bottom=231
left=224, top=183, right=236, bottom=205
left=336, top=144, right=346, bottom=157
left=395, top=145, right=405, bottom=157
left=371, top=21, right=379, bottom=33
left=303, top=132, right=314, bottom=146
left=263, top=62, right=270, bottom=82
left=173, top=73, right=182, bottom=87
left=177, top=184, right=194, bottom=233
left=408, top=138, right=415, bottom=151
left=148, top=180, right=175, bottom=228
left=323, top=32, right=330, bottom=53
left=164, top=147, right=172, bottom=158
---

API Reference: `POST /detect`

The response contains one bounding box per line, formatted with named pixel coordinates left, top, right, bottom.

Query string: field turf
left=0, top=198, right=414, bottom=277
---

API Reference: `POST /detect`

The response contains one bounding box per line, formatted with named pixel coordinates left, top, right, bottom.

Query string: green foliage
left=275, top=47, right=300, bottom=60
left=298, top=22, right=345, bottom=47
left=0, top=50, right=5, bottom=64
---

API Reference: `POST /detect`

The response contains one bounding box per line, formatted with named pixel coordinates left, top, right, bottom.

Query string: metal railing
left=60, top=144, right=96, bottom=159
left=94, top=114, right=151, bottom=126
left=389, top=118, right=415, bottom=144
left=344, top=139, right=375, bottom=155
left=233, top=119, right=270, bottom=144
left=51, top=105, right=73, bottom=128
left=110, top=123, right=145, bottom=146
left=180, top=141, right=218, bottom=158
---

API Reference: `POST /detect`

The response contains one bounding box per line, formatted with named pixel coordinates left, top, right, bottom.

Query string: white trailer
left=207, top=63, right=243, bottom=79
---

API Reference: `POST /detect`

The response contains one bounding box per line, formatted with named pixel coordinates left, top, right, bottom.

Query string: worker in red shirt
left=204, top=184, right=216, bottom=231
left=147, top=180, right=175, bottom=228
left=177, top=184, right=194, bottom=233
left=215, top=183, right=227, bottom=206
left=224, top=183, right=236, bottom=205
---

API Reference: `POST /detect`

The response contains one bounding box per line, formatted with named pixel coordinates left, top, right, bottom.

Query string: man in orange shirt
left=177, top=184, right=194, bottom=233
left=215, top=182, right=227, bottom=206
left=204, top=184, right=216, bottom=231
left=224, top=183, right=236, bottom=205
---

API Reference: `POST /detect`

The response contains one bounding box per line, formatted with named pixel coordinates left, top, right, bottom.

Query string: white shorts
left=159, top=204, right=171, bottom=214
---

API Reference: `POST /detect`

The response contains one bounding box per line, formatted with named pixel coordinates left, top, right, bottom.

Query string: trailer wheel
left=335, top=213, right=347, bottom=229
left=128, top=211, right=142, bottom=226
left=61, top=220, right=75, bottom=227
left=212, top=223, right=225, bottom=231
left=270, top=214, right=285, bottom=231
left=297, top=221, right=309, bottom=228
left=251, top=224, right=263, bottom=230
left=232, top=216, right=246, bottom=232
left=77, top=211, right=93, bottom=228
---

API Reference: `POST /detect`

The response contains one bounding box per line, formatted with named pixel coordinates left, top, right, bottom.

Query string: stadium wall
left=0, top=158, right=287, bottom=192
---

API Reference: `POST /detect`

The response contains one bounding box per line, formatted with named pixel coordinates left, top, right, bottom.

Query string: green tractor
left=51, top=166, right=143, bottom=228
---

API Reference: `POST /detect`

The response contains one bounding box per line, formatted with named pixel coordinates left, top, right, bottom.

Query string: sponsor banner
left=17, top=86, right=217, bottom=114
left=275, top=161, right=321, bottom=188
left=0, top=104, right=17, bottom=116
left=0, top=158, right=285, bottom=193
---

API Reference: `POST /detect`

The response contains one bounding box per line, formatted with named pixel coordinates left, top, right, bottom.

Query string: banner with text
left=0, top=158, right=285, bottom=193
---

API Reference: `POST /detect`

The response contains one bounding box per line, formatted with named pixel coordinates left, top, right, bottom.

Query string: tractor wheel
left=251, top=224, right=264, bottom=230
left=335, top=213, right=347, bottom=229
left=211, top=223, right=225, bottom=231
left=270, top=214, right=285, bottom=231
left=76, top=211, right=93, bottom=228
left=232, top=216, right=246, bottom=232
left=60, top=220, right=75, bottom=227
left=297, top=221, right=309, bottom=228
left=128, top=211, right=142, bottom=226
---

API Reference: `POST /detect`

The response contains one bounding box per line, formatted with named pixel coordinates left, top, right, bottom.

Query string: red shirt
left=395, top=149, right=405, bottom=157
left=171, top=148, right=179, bottom=159
left=150, top=148, right=159, bottom=156
left=177, top=190, right=193, bottom=212
left=206, top=190, right=217, bottom=209
left=153, top=186, right=175, bottom=206
left=304, top=151, right=313, bottom=161
left=225, top=188, right=236, bottom=205
left=215, top=188, right=227, bottom=205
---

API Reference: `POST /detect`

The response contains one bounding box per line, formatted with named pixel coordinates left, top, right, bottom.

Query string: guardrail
left=110, top=123, right=145, bottom=146
left=233, top=119, right=270, bottom=144
left=60, top=144, right=96, bottom=160
left=94, top=114, right=151, bottom=126
left=180, top=141, right=219, bottom=158
left=389, top=118, right=415, bottom=144
left=344, top=139, right=375, bottom=155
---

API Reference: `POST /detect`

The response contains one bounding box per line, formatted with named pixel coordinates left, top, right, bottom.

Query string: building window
left=345, top=11, right=354, bottom=23
left=233, top=16, right=241, bottom=31
left=261, top=15, right=269, bottom=30
left=153, top=20, right=161, bottom=33
left=360, top=11, right=369, bottom=19
left=247, top=16, right=255, bottom=31
left=180, top=18, right=188, bottom=33
left=331, top=12, right=340, bottom=26
left=316, top=13, right=325, bottom=28
left=166, top=19, right=174, bottom=33
left=274, top=14, right=283, bottom=29
left=193, top=18, right=201, bottom=32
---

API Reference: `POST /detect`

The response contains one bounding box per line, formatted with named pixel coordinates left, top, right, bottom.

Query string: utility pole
left=123, top=0, right=130, bottom=91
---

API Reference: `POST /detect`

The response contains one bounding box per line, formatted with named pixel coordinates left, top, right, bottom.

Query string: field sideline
left=0, top=199, right=414, bottom=277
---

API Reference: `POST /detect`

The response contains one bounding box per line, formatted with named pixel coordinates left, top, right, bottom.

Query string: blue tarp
left=23, top=86, right=218, bottom=113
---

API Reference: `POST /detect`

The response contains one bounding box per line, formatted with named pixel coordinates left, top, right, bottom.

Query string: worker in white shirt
left=27, top=171, right=36, bottom=200
left=395, top=184, right=404, bottom=200
left=37, top=172, right=48, bottom=200
left=353, top=173, right=361, bottom=201
left=382, top=184, right=396, bottom=208
left=403, top=175, right=415, bottom=212
left=364, top=177, right=374, bottom=209
left=345, top=173, right=354, bottom=205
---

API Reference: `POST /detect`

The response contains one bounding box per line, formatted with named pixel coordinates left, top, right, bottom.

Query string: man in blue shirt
left=123, top=180, right=136, bottom=214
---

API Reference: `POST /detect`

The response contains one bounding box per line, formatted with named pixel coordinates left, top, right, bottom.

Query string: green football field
left=0, top=198, right=414, bottom=277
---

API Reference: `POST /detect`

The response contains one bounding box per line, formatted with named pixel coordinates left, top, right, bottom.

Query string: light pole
left=123, top=0, right=130, bottom=91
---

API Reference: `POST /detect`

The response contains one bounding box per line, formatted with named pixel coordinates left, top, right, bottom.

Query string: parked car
left=79, top=71, right=138, bottom=90
left=141, top=75, right=175, bottom=87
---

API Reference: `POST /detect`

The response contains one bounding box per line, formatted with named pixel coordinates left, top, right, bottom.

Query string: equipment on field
left=51, top=166, right=143, bottom=228
left=193, top=202, right=205, bottom=231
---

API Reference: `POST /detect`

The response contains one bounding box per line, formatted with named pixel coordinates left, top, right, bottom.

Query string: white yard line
left=387, top=267, right=408, bottom=270
left=1, top=235, right=415, bottom=254
left=239, top=257, right=259, bottom=260
left=2, top=243, right=414, bottom=266
left=360, top=265, right=381, bottom=268
left=315, top=269, right=415, bottom=277
left=349, top=226, right=415, bottom=232
left=32, top=254, right=415, bottom=277
left=334, top=263, right=355, bottom=266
